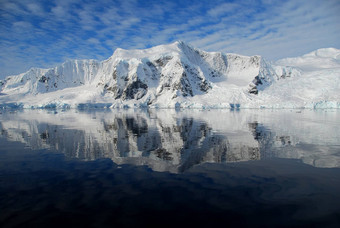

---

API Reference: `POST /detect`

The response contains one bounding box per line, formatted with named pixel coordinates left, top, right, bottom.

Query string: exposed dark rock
left=39, top=75, right=49, bottom=83
left=155, top=58, right=165, bottom=67
left=155, top=148, right=173, bottom=161
left=250, top=56, right=261, bottom=67
left=210, top=70, right=218, bottom=77
left=248, top=147, right=260, bottom=160
left=280, top=71, right=291, bottom=79
left=173, top=72, right=193, bottom=97
left=199, top=79, right=211, bottom=93
left=252, top=75, right=263, bottom=85
left=155, top=56, right=173, bottom=67
left=249, top=75, right=263, bottom=95
left=121, top=80, right=148, bottom=100
left=112, top=69, right=117, bottom=80
left=104, top=84, right=122, bottom=99
left=249, top=86, right=258, bottom=95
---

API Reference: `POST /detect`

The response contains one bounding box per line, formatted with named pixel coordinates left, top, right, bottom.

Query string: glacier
left=0, top=41, right=339, bottom=109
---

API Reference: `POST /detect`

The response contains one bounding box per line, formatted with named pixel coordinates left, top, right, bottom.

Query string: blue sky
left=0, top=0, right=339, bottom=78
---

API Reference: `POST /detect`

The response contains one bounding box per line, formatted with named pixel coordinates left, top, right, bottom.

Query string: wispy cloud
left=0, top=0, right=339, bottom=78
left=207, top=2, right=241, bottom=17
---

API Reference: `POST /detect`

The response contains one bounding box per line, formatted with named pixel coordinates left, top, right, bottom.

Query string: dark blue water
left=0, top=109, right=339, bottom=227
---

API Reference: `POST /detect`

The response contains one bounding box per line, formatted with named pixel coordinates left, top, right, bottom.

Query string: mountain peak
left=111, top=41, right=193, bottom=60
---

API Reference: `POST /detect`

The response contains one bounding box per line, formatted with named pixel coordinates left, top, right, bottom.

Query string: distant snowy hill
left=0, top=41, right=339, bottom=109
left=276, top=48, right=340, bottom=71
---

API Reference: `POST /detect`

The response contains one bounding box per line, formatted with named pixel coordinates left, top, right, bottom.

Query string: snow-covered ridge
left=112, top=41, right=184, bottom=59
left=0, top=41, right=339, bottom=109
left=276, top=48, right=340, bottom=71
left=0, top=59, right=99, bottom=95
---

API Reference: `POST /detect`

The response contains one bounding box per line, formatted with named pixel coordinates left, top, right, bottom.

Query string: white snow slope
left=0, top=41, right=339, bottom=109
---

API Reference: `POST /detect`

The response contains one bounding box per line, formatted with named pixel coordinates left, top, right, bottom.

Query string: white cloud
left=87, top=38, right=100, bottom=45
left=187, top=0, right=340, bottom=60
left=26, top=2, right=45, bottom=16
left=207, top=2, right=241, bottom=17
left=0, top=0, right=339, bottom=78
left=1, top=1, right=25, bottom=15
left=12, top=21, right=32, bottom=29
left=51, top=5, right=66, bottom=18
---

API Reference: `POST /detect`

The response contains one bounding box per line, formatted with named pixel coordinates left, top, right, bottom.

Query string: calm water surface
left=0, top=109, right=339, bottom=227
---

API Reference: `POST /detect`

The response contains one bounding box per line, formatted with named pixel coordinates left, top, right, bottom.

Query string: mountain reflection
left=0, top=109, right=339, bottom=172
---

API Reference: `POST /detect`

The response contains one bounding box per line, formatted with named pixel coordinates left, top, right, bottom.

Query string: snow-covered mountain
left=0, top=41, right=339, bottom=109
